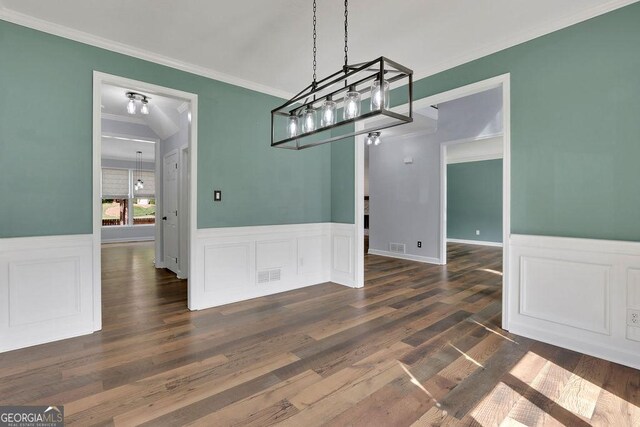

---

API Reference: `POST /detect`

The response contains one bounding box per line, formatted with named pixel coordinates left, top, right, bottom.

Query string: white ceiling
left=1, top=0, right=635, bottom=98
left=101, top=136, right=156, bottom=162
left=376, top=106, right=439, bottom=140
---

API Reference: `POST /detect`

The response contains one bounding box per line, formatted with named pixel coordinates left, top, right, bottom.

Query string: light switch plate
left=214, top=190, right=222, bottom=201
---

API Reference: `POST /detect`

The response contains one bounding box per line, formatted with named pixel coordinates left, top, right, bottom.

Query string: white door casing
left=163, top=150, right=180, bottom=274
left=354, top=73, right=511, bottom=329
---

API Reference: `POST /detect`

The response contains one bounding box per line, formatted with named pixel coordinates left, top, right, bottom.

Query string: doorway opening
left=355, top=74, right=511, bottom=328
left=92, top=72, right=198, bottom=329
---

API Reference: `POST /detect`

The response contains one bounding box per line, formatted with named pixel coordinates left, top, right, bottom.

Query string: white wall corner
left=330, top=223, right=357, bottom=288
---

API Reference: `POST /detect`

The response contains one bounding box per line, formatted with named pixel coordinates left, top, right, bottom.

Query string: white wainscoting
left=191, top=223, right=357, bottom=310
left=509, top=234, right=640, bottom=370
left=447, top=238, right=503, bottom=248
left=331, top=223, right=356, bottom=287
left=0, top=234, right=95, bottom=353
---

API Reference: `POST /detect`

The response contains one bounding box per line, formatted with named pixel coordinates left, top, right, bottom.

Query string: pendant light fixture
left=271, top=0, right=413, bottom=150
left=366, top=132, right=381, bottom=146
left=126, top=92, right=151, bottom=116
left=134, top=150, right=144, bottom=191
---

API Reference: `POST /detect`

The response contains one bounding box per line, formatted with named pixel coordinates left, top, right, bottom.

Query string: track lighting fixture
left=366, top=132, right=381, bottom=146
left=126, top=92, right=151, bottom=115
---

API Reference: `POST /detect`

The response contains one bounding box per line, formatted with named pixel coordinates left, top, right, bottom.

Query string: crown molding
left=0, top=7, right=293, bottom=100
left=1, top=0, right=637, bottom=98
left=413, top=0, right=640, bottom=82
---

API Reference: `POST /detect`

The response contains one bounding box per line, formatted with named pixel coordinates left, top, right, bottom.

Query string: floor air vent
left=257, top=268, right=282, bottom=284
left=389, top=242, right=406, bottom=254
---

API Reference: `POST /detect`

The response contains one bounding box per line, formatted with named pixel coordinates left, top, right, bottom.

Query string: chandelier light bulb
left=343, top=89, right=361, bottom=120
left=320, top=98, right=337, bottom=127
left=287, top=113, right=299, bottom=138
left=370, top=79, right=390, bottom=110
left=127, top=98, right=136, bottom=115
left=140, top=100, right=149, bottom=115
left=302, top=107, right=316, bottom=133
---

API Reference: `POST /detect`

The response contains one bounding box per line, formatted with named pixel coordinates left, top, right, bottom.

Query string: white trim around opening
left=92, top=71, right=198, bottom=329
left=354, top=73, right=511, bottom=330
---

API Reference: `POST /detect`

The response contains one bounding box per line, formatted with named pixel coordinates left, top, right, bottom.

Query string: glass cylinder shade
left=287, top=114, right=299, bottom=138
left=343, top=91, right=361, bottom=120
left=370, top=79, right=390, bottom=110
left=302, top=108, right=316, bottom=133
left=320, top=99, right=337, bottom=127
left=127, top=98, right=136, bottom=115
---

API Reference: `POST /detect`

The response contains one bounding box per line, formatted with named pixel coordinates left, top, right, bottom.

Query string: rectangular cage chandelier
left=271, top=1, right=413, bottom=150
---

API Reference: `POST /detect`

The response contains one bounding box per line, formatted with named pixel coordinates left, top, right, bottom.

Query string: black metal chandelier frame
left=270, top=0, right=413, bottom=150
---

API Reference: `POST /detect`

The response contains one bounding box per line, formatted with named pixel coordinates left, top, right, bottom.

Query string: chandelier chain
left=312, top=0, right=317, bottom=84
left=344, top=0, right=348, bottom=69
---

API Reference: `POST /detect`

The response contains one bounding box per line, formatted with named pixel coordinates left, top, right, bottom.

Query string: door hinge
left=175, top=163, right=178, bottom=169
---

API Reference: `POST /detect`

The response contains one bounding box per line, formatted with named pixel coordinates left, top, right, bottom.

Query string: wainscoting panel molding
left=192, top=223, right=355, bottom=310
left=0, top=234, right=94, bottom=353
left=330, top=223, right=356, bottom=287
left=509, top=234, right=640, bottom=370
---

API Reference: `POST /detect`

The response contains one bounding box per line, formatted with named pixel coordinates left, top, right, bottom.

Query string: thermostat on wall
left=404, top=157, right=413, bottom=164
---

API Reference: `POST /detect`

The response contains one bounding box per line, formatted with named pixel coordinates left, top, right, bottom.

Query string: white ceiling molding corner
left=412, top=0, right=640, bottom=82
left=0, top=7, right=294, bottom=100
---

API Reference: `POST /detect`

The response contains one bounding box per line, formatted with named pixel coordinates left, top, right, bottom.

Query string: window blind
left=102, top=168, right=130, bottom=198
left=135, top=170, right=156, bottom=197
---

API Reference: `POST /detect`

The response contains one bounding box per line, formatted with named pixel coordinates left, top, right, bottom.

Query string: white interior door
left=163, top=150, right=180, bottom=274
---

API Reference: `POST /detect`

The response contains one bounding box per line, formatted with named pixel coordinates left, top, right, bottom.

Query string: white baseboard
left=101, top=236, right=155, bottom=243
left=508, top=234, right=640, bottom=370
left=368, top=249, right=442, bottom=265
left=447, top=238, right=503, bottom=247
left=0, top=234, right=95, bottom=353
left=509, top=320, right=640, bottom=371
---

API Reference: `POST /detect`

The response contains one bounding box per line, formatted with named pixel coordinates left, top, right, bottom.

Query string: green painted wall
left=340, top=3, right=640, bottom=240
left=330, top=134, right=355, bottom=224
left=0, top=20, right=332, bottom=238
left=447, top=160, right=503, bottom=243
left=416, top=3, right=640, bottom=241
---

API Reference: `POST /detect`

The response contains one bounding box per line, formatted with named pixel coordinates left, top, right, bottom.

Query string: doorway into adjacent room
left=93, top=72, right=197, bottom=328
left=356, top=74, right=511, bottom=328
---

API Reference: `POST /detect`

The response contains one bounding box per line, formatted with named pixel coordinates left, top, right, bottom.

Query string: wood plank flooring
left=0, top=241, right=638, bottom=426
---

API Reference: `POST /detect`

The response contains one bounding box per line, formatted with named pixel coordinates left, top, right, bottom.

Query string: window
left=102, top=199, right=129, bottom=226
left=101, top=168, right=156, bottom=226
left=133, top=198, right=156, bottom=225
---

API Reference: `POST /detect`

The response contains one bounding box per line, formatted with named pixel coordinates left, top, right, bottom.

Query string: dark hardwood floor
left=0, top=241, right=638, bottom=426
